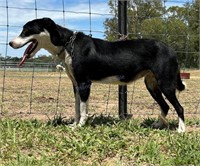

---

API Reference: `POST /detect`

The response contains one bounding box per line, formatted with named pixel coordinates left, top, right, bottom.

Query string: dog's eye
left=24, top=29, right=28, bottom=33
left=21, top=28, right=33, bottom=37
left=20, top=29, right=28, bottom=37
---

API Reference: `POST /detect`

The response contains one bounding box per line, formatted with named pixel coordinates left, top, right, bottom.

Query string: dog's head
left=9, top=18, right=63, bottom=67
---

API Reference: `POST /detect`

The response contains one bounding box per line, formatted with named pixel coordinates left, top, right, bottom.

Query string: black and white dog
left=9, top=18, right=186, bottom=132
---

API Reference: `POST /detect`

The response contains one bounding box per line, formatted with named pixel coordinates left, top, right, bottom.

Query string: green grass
left=0, top=116, right=200, bottom=165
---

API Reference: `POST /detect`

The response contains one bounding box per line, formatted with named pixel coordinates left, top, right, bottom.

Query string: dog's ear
left=42, top=18, right=62, bottom=46
left=42, top=18, right=56, bottom=28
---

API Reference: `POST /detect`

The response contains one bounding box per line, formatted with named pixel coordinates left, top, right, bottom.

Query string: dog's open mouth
left=19, top=39, right=38, bottom=67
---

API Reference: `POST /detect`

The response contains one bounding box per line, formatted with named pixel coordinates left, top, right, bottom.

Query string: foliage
left=0, top=117, right=200, bottom=165
left=104, top=0, right=199, bottom=68
left=0, top=55, right=55, bottom=63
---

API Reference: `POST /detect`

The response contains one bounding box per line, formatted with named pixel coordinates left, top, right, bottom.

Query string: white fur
left=33, top=30, right=61, bottom=57
left=78, top=101, right=88, bottom=126
left=182, top=81, right=187, bottom=90
left=93, top=71, right=149, bottom=85
left=56, top=64, right=65, bottom=72
left=64, top=50, right=77, bottom=86
left=10, top=29, right=62, bottom=58
left=93, top=76, right=121, bottom=84
left=177, top=118, right=186, bottom=133
left=11, top=36, right=32, bottom=48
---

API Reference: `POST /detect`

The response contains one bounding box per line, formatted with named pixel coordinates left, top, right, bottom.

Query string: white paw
left=177, top=127, right=186, bottom=133
left=69, top=122, right=78, bottom=129
left=177, top=118, right=186, bottom=133
left=78, top=116, right=88, bottom=127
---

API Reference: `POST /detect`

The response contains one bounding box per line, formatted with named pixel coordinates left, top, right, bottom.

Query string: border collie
left=9, top=18, right=186, bottom=132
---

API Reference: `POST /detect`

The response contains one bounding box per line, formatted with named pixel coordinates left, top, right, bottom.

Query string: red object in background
left=180, top=72, right=190, bottom=79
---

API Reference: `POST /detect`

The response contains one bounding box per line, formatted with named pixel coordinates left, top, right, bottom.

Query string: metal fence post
left=118, top=0, right=127, bottom=119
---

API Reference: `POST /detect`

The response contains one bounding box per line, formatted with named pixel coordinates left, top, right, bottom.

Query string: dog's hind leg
left=144, top=73, right=170, bottom=129
left=76, top=81, right=91, bottom=126
left=155, top=70, right=185, bottom=132
left=160, top=87, right=185, bottom=133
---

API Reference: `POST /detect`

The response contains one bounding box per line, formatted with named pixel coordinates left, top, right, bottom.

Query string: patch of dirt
left=0, top=70, right=200, bottom=131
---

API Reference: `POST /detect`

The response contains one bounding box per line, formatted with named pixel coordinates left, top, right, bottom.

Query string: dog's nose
left=9, top=41, right=13, bottom=47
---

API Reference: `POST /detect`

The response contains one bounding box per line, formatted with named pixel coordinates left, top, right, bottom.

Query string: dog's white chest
left=65, top=50, right=72, bottom=65
left=64, top=50, right=76, bottom=84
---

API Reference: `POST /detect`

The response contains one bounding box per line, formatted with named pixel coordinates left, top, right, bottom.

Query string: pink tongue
left=18, top=54, right=28, bottom=67
left=18, top=42, right=35, bottom=68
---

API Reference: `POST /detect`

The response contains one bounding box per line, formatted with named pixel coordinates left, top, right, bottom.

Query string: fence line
left=0, top=0, right=200, bottom=120
left=0, top=63, right=199, bottom=119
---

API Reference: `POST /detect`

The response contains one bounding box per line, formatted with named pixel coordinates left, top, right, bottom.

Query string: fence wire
left=0, top=0, right=200, bottom=121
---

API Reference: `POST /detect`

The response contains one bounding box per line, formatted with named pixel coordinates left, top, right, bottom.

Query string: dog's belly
left=92, top=71, right=150, bottom=85
left=92, top=76, right=124, bottom=84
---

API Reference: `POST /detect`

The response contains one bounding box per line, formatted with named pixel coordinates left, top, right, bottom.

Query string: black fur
left=10, top=18, right=186, bottom=130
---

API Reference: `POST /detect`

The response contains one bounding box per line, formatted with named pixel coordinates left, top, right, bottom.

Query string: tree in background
left=104, top=0, right=164, bottom=40
left=0, top=54, right=60, bottom=63
left=104, top=0, right=199, bottom=68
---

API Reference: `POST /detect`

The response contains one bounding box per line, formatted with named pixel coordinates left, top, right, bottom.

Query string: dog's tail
left=176, top=72, right=186, bottom=91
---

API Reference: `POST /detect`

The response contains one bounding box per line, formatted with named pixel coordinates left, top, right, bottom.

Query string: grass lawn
left=0, top=70, right=199, bottom=165
left=0, top=116, right=200, bottom=165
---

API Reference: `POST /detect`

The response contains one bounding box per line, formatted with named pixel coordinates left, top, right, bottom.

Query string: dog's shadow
left=141, top=118, right=178, bottom=131
left=46, top=114, right=121, bottom=127
left=47, top=114, right=178, bottom=131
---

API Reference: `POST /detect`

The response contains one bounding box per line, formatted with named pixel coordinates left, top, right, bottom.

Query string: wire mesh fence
left=0, top=0, right=200, bottom=121
left=1, top=62, right=200, bottom=120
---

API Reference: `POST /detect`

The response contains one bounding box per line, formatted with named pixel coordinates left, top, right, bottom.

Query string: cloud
left=0, top=0, right=112, bottom=35
left=1, top=1, right=111, bottom=26
left=0, top=0, right=112, bottom=57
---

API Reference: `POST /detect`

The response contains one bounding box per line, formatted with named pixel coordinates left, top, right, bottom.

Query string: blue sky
left=0, top=0, right=112, bottom=57
left=0, top=0, right=192, bottom=58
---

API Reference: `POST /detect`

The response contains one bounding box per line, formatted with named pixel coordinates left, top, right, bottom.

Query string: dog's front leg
left=79, top=100, right=88, bottom=126
left=77, top=81, right=91, bottom=127
left=73, top=85, right=81, bottom=125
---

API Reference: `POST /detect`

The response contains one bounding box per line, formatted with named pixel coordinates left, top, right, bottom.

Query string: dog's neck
left=42, top=27, right=74, bottom=60
left=46, top=25, right=76, bottom=59
left=39, top=31, right=62, bottom=57
left=57, top=31, right=79, bottom=58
